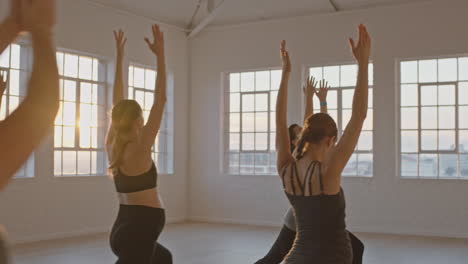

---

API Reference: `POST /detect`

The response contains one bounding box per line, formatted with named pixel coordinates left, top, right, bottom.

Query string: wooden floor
left=10, top=222, right=468, bottom=264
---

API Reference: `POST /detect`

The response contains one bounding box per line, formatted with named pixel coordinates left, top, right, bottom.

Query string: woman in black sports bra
left=256, top=80, right=364, bottom=264
left=275, top=25, right=371, bottom=264
left=106, top=25, right=172, bottom=264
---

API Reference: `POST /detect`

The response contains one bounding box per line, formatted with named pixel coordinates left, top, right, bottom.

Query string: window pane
left=459, top=82, right=468, bottom=105
left=254, top=153, right=269, bottom=174
left=357, top=154, right=372, bottom=177
left=145, top=69, right=156, bottom=90
left=242, top=133, right=255, bottom=150
left=418, top=60, right=437, bottom=83
left=241, top=72, right=254, bottom=92
left=135, top=90, right=144, bottom=106
left=419, top=154, right=437, bottom=177
left=270, top=91, right=277, bottom=112
left=459, top=154, right=468, bottom=177
left=242, top=113, right=255, bottom=132
left=439, top=130, right=455, bottom=151
left=421, top=107, right=437, bottom=129
left=63, top=80, right=76, bottom=101
left=459, top=57, right=468, bottom=81
left=255, top=112, right=268, bottom=132
left=328, top=90, right=338, bottom=109
left=80, top=126, right=91, bottom=148
left=77, top=151, right=91, bottom=175
left=358, top=131, right=372, bottom=151
left=230, top=113, right=240, bottom=132
left=230, top=73, right=240, bottom=92
left=79, top=56, right=93, bottom=80
left=230, top=93, right=240, bottom=112
left=92, top=59, right=99, bottom=81
left=54, top=151, right=62, bottom=175
left=9, top=69, right=19, bottom=95
left=362, top=109, right=373, bottom=130
left=54, top=126, right=62, bottom=147
left=420, top=85, right=437, bottom=106
left=134, top=67, right=145, bottom=88
left=229, top=153, right=240, bottom=174
left=323, top=66, right=340, bottom=87
left=64, top=54, right=78, bottom=78
left=91, top=127, right=98, bottom=148
left=421, top=130, right=437, bottom=150
left=229, top=133, right=240, bottom=151
left=438, top=84, right=455, bottom=105
left=239, top=153, right=254, bottom=174
left=242, top=94, right=254, bottom=112
left=270, top=70, right=281, bottom=90
left=340, top=64, right=357, bottom=87
left=62, top=126, right=75, bottom=147
left=144, top=92, right=153, bottom=110
left=439, top=154, right=457, bottom=178
left=309, top=67, right=322, bottom=81
left=56, top=52, right=64, bottom=75
left=438, top=107, right=455, bottom=129
left=342, top=109, right=351, bottom=128
left=128, top=66, right=134, bottom=86
left=255, top=71, right=269, bottom=91
left=270, top=132, right=276, bottom=151
left=401, top=84, right=418, bottom=107
left=80, top=82, right=92, bottom=103
left=459, top=106, right=468, bottom=129
left=401, top=131, right=418, bottom=152
left=401, top=154, right=418, bottom=177
left=80, top=103, right=91, bottom=127
left=401, top=61, right=418, bottom=83
left=255, top=133, right=268, bottom=151
left=270, top=112, right=276, bottom=131
left=9, top=96, right=18, bottom=113
left=10, top=44, right=20, bottom=69
left=55, top=102, right=63, bottom=125
left=63, top=102, right=76, bottom=126
left=459, top=130, right=468, bottom=153
left=343, top=154, right=357, bottom=176
left=368, top=63, right=374, bottom=86
left=342, top=89, right=353, bottom=109
left=438, top=58, right=457, bottom=82
left=401, top=107, right=418, bottom=129
left=0, top=46, right=10, bottom=67
left=63, top=151, right=77, bottom=175
left=255, top=94, right=268, bottom=111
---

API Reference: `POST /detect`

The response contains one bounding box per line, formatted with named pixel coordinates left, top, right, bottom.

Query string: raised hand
left=20, top=0, right=56, bottom=32
left=113, top=29, right=127, bottom=57
left=303, top=76, right=317, bottom=97
left=0, top=72, right=7, bottom=95
left=144, top=24, right=164, bottom=57
left=349, top=24, right=371, bottom=64
left=316, top=79, right=329, bottom=102
left=280, top=40, right=291, bottom=73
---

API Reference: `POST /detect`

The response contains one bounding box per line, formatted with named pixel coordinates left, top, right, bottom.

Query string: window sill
left=399, top=176, right=468, bottom=181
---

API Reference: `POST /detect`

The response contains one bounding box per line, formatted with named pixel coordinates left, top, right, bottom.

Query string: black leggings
left=255, top=225, right=364, bottom=264
left=110, top=205, right=172, bottom=264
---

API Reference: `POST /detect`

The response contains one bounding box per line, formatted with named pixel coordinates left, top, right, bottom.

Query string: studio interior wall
left=0, top=0, right=190, bottom=243
left=188, top=0, right=468, bottom=238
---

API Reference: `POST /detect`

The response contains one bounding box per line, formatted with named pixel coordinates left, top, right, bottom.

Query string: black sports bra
left=113, top=162, right=158, bottom=193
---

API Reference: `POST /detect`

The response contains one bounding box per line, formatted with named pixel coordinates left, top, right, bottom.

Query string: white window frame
left=398, top=54, right=468, bottom=180
left=54, top=49, right=108, bottom=177
left=306, top=62, right=374, bottom=178
left=223, top=67, right=282, bottom=176
left=0, top=42, right=34, bottom=178
left=128, top=63, right=174, bottom=174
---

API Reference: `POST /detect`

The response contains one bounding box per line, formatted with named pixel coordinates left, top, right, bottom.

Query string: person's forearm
left=304, top=94, right=313, bottom=121
left=0, top=17, right=20, bottom=54
left=351, top=62, right=368, bottom=120
left=320, top=100, right=328, bottom=114
left=276, top=72, right=289, bottom=127
left=155, top=56, right=167, bottom=104
left=113, top=53, right=124, bottom=105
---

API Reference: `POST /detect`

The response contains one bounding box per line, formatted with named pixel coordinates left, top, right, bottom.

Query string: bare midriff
left=117, top=188, right=164, bottom=208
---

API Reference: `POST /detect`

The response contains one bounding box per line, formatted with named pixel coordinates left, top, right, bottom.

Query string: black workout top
left=282, top=161, right=352, bottom=263
left=113, top=162, right=158, bottom=193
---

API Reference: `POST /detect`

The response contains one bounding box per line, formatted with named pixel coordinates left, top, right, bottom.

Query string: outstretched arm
left=316, top=79, right=329, bottom=114
left=0, top=0, right=59, bottom=190
left=141, top=24, right=166, bottom=149
left=0, top=0, right=21, bottom=53
left=276, top=40, right=293, bottom=173
left=303, top=76, right=317, bottom=122
left=325, top=24, right=371, bottom=193
left=106, top=29, right=127, bottom=147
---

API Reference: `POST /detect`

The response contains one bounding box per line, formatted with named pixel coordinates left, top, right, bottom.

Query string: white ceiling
left=90, top=0, right=431, bottom=29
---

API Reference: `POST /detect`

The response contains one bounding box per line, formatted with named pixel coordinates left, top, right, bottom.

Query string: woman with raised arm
left=107, top=25, right=172, bottom=264
left=276, top=24, right=370, bottom=264
left=0, top=0, right=59, bottom=262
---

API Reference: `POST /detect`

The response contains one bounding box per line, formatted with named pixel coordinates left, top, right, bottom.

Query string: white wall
left=189, top=0, right=468, bottom=238
left=0, top=0, right=190, bottom=243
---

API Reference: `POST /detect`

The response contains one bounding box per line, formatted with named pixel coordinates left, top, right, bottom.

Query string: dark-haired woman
left=106, top=26, right=172, bottom=264
left=275, top=24, right=371, bottom=264
left=257, top=80, right=364, bottom=263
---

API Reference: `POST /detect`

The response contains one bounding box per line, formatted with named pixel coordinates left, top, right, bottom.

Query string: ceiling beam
left=328, top=0, right=340, bottom=12
left=188, top=0, right=228, bottom=38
